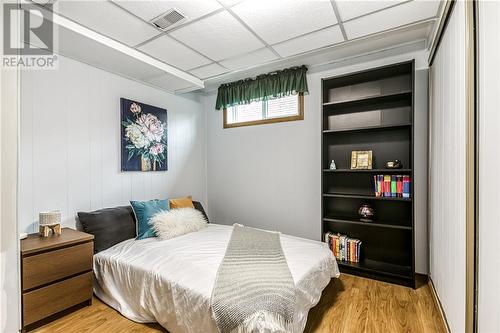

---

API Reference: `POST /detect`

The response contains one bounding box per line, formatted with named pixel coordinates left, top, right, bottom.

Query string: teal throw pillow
left=130, top=199, right=169, bottom=240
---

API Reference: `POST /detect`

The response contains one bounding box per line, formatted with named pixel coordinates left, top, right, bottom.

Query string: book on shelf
left=403, top=175, right=411, bottom=198
left=374, top=174, right=411, bottom=198
left=384, top=175, right=391, bottom=197
left=324, top=232, right=362, bottom=263
left=391, top=175, right=397, bottom=197
left=397, top=175, right=403, bottom=197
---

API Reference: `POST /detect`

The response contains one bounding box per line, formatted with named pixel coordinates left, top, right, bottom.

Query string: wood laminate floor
left=33, top=274, right=447, bottom=333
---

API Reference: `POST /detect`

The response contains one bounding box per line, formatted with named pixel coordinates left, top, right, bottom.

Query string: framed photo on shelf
left=351, top=150, right=373, bottom=169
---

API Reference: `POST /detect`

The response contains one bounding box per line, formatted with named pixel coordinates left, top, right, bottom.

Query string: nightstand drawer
left=23, top=271, right=92, bottom=326
left=22, top=241, right=93, bottom=291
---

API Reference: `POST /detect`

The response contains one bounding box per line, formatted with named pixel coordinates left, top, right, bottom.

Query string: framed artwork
left=351, top=150, right=373, bottom=170
left=120, top=98, right=168, bottom=172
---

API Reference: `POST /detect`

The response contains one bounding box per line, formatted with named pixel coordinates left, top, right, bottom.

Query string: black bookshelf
left=321, top=60, right=416, bottom=288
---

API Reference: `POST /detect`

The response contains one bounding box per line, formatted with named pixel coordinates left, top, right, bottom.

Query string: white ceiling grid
left=43, top=0, right=442, bottom=90
left=169, top=10, right=265, bottom=61
left=138, top=35, right=212, bottom=70
left=230, top=0, right=338, bottom=44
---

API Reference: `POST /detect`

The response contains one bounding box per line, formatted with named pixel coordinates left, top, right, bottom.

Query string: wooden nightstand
left=21, top=228, right=94, bottom=331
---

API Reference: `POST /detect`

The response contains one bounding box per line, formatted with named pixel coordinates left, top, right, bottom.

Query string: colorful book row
left=324, top=232, right=362, bottom=263
left=373, top=175, right=411, bottom=198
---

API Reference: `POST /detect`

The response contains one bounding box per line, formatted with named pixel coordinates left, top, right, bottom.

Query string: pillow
left=151, top=207, right=207, bottom=240
left=193, top=201, right=209, bottom=223
left=77, top=206, right=136, bottom=253
left=169, top=196, right=194, bottom=209
left=130, top=199, right=169, bottom=240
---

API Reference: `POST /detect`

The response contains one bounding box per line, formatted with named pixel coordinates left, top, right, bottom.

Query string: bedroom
left=0, top=0, right=498, bottom=332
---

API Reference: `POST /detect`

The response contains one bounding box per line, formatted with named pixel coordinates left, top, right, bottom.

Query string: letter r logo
left=3, top=3, right=53, bottom=55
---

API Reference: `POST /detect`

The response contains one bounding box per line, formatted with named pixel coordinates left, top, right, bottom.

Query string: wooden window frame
left=223, top=93, right=304, bottom=129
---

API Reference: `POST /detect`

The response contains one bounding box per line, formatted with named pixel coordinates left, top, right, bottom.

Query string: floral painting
left=121, top=98, right=167, bottom=172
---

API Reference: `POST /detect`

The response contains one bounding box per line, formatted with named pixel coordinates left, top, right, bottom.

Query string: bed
left=93, top=223, right=339, bottom=333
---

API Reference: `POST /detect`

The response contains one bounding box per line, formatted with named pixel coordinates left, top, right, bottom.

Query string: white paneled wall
left=1, top=28, right=21, bottom=333
left=478, top=1, right=500, bottom=332
left=19, top=55, right=207, bottom=233
left=429, top=2, right=466, bottom=332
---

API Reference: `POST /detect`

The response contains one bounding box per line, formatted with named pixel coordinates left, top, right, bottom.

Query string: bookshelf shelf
left=323, top=193, right=412, bottom=201
left=321, top=60, right=416, bottom=288
left=323, top=169, right=412, bottom=173
left=337, top=259, right=412, bottom=280
left=322, top=122, right=411, bottom=134
left=323, top=216, right=412, bottom=230
left=322, top=91, right=412, bottom=113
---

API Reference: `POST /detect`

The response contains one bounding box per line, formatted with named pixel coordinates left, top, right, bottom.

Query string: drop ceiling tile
left=112, top=0, right=222, bottom=23
left=344, top=0, right=441, bottom=40
left=54, top=0, right=160, bottom=46
left=31, top=0, right=53, bottom=5
left=273, top=25, right=344, bottom=57
left=220, top=48, right=278, bottom=70
left=139, top=35, right=211, bottom=70
left=231, top=0, right=337, bottom=44
left=170, top=11, right=264, bottom=61
left=336, top=0, right=406, bottom=21
left=190, top=63, right=228, bottom=79
left=219, top=0, right=245, bottom=6
left=145, top=73, right=195, bottom=92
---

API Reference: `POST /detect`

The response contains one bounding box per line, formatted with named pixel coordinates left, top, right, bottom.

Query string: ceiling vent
left=150, top=9, right=186, bottom=31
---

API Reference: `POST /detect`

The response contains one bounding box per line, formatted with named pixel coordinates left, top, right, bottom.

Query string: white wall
left=19, top=55, right=207, bottom=233
left=206, top=49, right=429, bottom=273
left=1, top=68, right=21, bottom=333
left=428, top=2, right=466, bottom=332
left=1, top=53, right=21, bottom=333
left=478, top=1, right=500, bottom=332
left=1, top=3, right=21, bottom=332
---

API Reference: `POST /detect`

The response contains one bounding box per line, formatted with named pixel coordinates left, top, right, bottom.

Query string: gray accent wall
left=206, top=50, right=429, bottom=274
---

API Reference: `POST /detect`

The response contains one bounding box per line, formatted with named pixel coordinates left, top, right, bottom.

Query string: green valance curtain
left=215, top=65, right=308, bottom=110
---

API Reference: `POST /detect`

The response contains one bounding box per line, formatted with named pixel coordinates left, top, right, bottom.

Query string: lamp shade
left=39, top=211, right=61, bottom=226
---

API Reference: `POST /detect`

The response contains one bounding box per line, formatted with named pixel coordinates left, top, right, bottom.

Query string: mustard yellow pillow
left=169, top=196, right=194, bottom=209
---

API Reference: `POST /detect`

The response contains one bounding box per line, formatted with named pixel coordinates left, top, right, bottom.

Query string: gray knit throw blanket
left=211, top=224, right=296, bottom=333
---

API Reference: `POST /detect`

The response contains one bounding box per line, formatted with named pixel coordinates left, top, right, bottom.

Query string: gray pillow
left=78, top=206, right=136, bottom=253
left=193, top=201, right=209, bottom=223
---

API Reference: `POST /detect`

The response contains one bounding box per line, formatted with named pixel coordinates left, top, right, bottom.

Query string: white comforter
left=93, top=224, right=339, bottom=333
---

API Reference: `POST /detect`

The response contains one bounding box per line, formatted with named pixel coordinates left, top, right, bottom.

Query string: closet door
left=478, top=2, right=500, bottom=332
left=428, top=2, right=467, bottom=332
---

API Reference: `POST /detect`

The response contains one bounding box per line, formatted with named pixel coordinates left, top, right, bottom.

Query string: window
left=223, top=94, right=304, bottom=128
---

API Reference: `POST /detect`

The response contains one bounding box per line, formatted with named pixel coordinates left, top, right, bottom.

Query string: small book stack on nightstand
left=21, top=228, right=94, bottom=332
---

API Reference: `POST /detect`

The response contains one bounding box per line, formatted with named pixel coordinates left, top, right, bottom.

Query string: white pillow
left=151, top=207, right=207, bottom=240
